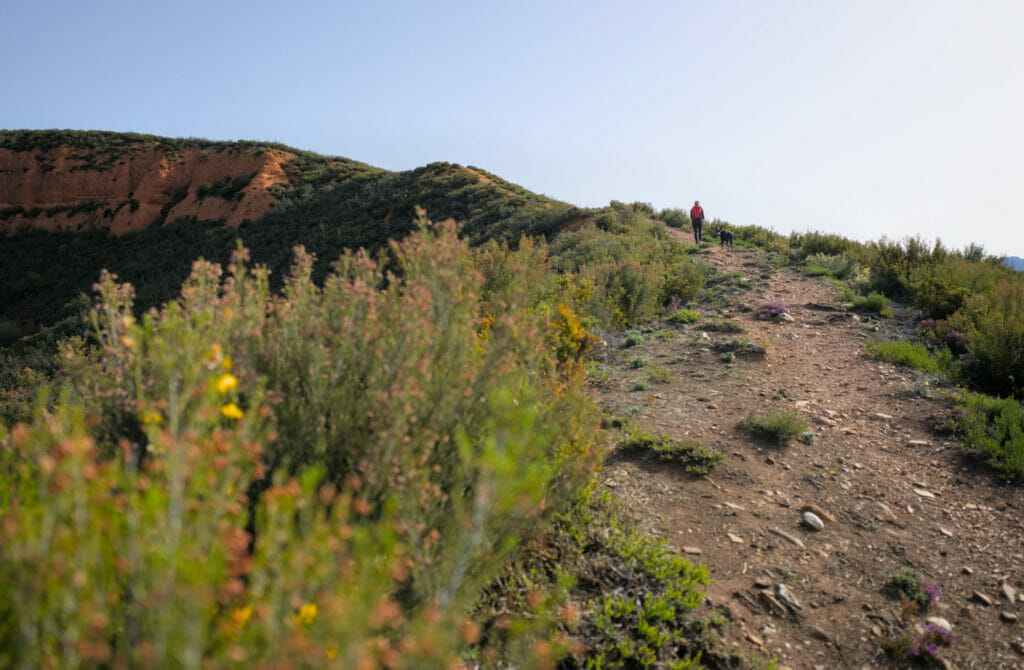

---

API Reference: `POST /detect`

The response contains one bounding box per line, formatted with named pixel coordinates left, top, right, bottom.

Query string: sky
left=2, top=0, right=1023, bottom=256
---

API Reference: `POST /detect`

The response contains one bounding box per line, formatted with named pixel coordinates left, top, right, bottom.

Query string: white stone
left=803, top=511, right=825, bottom=531
left=926, top=616, right=953, bottom=632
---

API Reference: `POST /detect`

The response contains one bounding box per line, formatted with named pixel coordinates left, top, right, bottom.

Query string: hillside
left=3, top=130, right=1024, bottom=667
left=0, top=130, right=577, bottom=338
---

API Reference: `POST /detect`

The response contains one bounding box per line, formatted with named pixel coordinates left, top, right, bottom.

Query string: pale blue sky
left=2, top=1, right=1022, bottom=255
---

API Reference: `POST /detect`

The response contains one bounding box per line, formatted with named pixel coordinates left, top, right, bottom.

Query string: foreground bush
left=0, top=218, right=604, bottom=667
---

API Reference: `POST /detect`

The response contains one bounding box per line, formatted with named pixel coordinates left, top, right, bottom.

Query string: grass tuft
left=740, top=410, right=809, bottom=442
left=617, top=429, right=725, bottom=476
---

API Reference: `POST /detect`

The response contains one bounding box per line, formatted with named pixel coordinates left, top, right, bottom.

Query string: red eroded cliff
left=0, top=144, right=293, bottom=234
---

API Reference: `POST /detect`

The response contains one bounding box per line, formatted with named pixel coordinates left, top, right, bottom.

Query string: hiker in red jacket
left=690, top=201, right=704, bottom=245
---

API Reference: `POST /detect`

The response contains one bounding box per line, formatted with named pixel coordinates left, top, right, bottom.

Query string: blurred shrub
left=0, top=217, right=604, bottom=666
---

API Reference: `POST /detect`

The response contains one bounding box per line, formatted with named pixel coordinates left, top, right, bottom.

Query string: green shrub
left=703, top=319, right=745, bottom=333
left=851, top=291, right=893, bottom=317
left=595, top=211, right=625, bottom=234
left=628, top=356, right=649, bottom=369
left=666, top=308, right=701, bottom=324
left=863, top=340, right=953, bottom=376
left=952, top=391, right=1024, bottom=482
left=493, top=490, right=713, bottom=667
left=0, top=219, right=604, bottom=666
left=731, top=224, right=788, bottom=253
left=909, top=256, right=1007, bottom=320
left=585, top=360, right=611, bottom=385
left=741, top=411, right=809, bottom=442
left=622, top=331, right=644, bottom=347
left=954, top=280, right=1024, bottom=398
left=632, top=380, right=650, bottom=391
left=617, top=430, right=724, bottom=476
left=659, top=208, right=689, bottom=229
left=802, top=252, right=861, bottom=280
left=887, top=569, right=942, bottom=609
left=645, top=364, right=672, bottom=384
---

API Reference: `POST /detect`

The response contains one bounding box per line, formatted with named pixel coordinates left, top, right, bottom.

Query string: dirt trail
left=595, top=235, right=1024, bottom=668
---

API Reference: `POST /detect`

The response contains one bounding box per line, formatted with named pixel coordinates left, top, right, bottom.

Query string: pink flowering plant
left=885, top=623, right=956, bottom=663
left=755, top=301, right=789, bottom=319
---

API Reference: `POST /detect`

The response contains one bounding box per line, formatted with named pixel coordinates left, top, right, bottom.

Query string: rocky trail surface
left=593, top=234, right=1024, bottom=668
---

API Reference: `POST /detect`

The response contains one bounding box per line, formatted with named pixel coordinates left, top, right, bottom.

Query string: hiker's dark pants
left=692, top=219, right=703, bottom=244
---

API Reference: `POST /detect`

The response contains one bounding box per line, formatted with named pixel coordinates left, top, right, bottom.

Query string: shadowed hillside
left=0, top=130, right=579, bottom=337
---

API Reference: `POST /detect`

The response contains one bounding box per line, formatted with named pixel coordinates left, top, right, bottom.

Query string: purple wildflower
left=945, top=330, right=968, bottom=354
left=756, top=301, right=789, bottom=318
left=917, top=577, right=943, bottom=607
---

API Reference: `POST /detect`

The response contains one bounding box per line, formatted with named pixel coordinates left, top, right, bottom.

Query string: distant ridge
left=1, top=129, right=582, bottom=336
left=1003, top=256, right=1024, bottom=271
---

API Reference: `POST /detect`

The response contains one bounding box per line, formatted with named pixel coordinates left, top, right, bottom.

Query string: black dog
left=715, top=230, right=734, bottom=250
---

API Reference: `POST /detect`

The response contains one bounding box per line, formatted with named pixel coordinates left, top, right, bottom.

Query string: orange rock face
left=0, top=145, right=293, bottom=234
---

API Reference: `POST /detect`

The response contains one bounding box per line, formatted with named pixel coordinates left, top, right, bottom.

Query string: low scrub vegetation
left=951, top=391, right=1024, bottom=482
left=741, top=411, right=810, bottom=443
left=617, top=429, right=724, bottom=478
left=864, top=340, right=955, bottom=378
left=0, top=219, right=607, bottom=666
left=851, top=291, right=893, bottom=318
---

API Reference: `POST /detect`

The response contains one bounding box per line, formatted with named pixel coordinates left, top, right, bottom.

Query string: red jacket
left=690, top=205, right=704, bottom=220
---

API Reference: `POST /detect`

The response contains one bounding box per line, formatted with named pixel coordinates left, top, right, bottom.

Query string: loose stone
left=972, top=591, right=994, bottom=606
left=803, top=511, right=825, bottom=531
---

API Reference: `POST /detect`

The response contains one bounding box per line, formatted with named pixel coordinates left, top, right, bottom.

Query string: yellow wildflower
left=295, top=602, right=318, bottom=625
left=221, top=402, right=244, bottom=420
left=215, top=373, right=238, bottom=394
left=222, top=356, right=233, bottom=371
left=230, top=604, right=252, bottom=628
left=141, top=411, right=163, bottom=425
left=326, top=645, right=338, bottom=659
